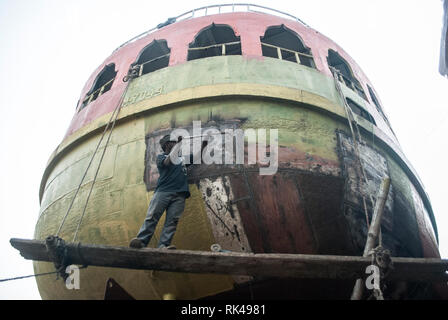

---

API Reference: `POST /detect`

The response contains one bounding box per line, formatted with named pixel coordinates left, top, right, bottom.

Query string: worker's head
left=160, top=135, right=177, bottom=153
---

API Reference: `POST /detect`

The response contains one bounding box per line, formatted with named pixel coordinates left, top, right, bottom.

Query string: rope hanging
left=2, top=75, right=131, bottom=287
left=0, top=266, right=89, bottom=284
left=56, top=80, right=131, bottom=242
left=72, top=94, right=124, bottom=243
left=0, top=271, right=60, bottom=283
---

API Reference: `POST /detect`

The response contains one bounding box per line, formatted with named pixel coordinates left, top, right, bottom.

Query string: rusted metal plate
left=337, top=131, right=395, bottom=253
left=207, top=167, right=350, bottom=256
left=226, top=170, right=323, bottom=255
left=276, top=145, right=340, bottom=176
left=336, top=130, right=441, bottom=268
left=199, top=176, right=253, bottom=284
left=198, top=176, right=251, bottom=253
left=224, top=171, right=266, bottom=254
left=294, top=172, right=350, bottom=255
left=245, top=171, right=316, bottom=254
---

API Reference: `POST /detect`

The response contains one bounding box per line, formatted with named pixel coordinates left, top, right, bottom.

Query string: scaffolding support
left=10, top=237, right=448, bottom=282
left=351, top=177, right=391, bottom=300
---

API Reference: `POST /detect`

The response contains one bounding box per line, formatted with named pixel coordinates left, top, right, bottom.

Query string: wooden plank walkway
left=10, top=238, right=448, bottom=282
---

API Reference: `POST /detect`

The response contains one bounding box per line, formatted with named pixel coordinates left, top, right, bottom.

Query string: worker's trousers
left=136, top=191, right=186, bottom=248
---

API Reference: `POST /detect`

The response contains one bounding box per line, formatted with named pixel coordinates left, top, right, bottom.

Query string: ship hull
left=35, top=56, right=441, bottom=299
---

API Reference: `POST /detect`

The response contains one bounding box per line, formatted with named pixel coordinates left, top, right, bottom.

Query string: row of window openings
left=80, top=24, right=317, bottom=108
left=80, top=24, right=383, bottom=122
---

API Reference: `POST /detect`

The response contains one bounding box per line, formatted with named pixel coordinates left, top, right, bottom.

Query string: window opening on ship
left=81, top=63, right=117, bottom=109
left=367, top=84, right=395, bottom=132
left=328, top=49, right=367, bottom=101
left=368, top=84, right=383, bottom=110
left=261, top=24, right=315, bottom=68
left=131, top=39, right=171, bottom=78
left=187, top=23, right=241, bottom=61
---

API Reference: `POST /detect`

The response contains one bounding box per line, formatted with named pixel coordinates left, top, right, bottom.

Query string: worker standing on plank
left=130, top=134, right=208, bottom=249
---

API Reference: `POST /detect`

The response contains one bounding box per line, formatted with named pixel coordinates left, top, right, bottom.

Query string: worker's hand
left=177, top=136, right=183, bottom=143
left=201, top=140, right=208, bottom=150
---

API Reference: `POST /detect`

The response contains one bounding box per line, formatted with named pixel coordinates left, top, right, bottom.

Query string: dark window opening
left=367, top=84, right=393, bottom=129
left=81, top=63, right=117, bottom=109
left=367, top=85, right=382, bottom=111
left=187, top=23, right=241, bottom=61
left=328, top=50, right=367, bottom=100
left=261, top=25, right=315, bottom=68
left=133, top=39, right=170, bottom=77
left=346, top=98, right=376, bottom=125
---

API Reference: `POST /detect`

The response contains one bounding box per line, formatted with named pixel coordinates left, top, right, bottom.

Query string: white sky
left=0, top=0, right=446, bottom=300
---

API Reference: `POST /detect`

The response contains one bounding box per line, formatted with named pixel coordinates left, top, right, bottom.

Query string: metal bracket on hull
left=104, top=278, right=135, bottom=300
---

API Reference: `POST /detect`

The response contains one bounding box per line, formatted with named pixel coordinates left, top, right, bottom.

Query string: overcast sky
left=0, top=0, right=446, bottom=300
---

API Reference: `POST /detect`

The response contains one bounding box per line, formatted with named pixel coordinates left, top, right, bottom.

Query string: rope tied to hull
left=45, top=235, right=70, bottom=280
left=0, top=238, right=88, bottom=284
left=44, top=236, right=89, bottom=281
left=0, top=270, right=61, bottom=283
left=123, top=65, right=141, bottom=82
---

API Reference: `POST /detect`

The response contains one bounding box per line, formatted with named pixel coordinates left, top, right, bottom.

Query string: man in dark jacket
left=129, top=134, right=207, bottom=249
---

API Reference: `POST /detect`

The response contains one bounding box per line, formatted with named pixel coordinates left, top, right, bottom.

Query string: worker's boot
left=129, top=238, right=144, bottom=249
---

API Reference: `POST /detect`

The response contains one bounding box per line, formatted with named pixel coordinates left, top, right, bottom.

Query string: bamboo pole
left=351, top=177, right=391, bottom=300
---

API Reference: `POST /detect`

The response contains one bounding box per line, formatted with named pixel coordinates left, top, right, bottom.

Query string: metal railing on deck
left=113, top=4, right=310, bottom=53
left=261, top=42, right=315, bottom=68
left=188, top=41, right=241, bottom=58
left=136, top=53, right=171, bottom=76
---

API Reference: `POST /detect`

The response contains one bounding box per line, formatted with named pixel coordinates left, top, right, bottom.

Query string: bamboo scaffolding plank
left=10, top=238, right=448, bottom=282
